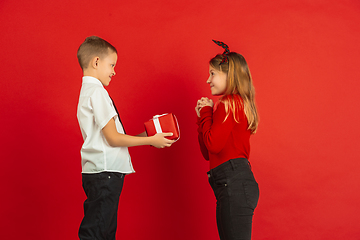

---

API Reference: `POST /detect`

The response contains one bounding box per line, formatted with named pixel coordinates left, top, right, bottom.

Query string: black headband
left=212, top=40, right=230, bottom=65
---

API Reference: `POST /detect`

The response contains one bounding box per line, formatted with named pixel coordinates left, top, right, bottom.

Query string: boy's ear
left=90, top=57, right=100, bottom=69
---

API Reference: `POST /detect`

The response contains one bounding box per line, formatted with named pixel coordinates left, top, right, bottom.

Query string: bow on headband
left=212, top=40, right=230, bottom=65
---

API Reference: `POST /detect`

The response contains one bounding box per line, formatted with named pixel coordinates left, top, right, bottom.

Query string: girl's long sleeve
left=197, top=103, right=236, bottom=154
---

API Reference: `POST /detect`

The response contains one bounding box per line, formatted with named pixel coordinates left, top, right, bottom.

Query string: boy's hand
left=150, top=132, right=175, bottom=148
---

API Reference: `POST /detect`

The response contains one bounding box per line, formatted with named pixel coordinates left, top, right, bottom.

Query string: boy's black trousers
left=79, top=172, right=125, bottom=240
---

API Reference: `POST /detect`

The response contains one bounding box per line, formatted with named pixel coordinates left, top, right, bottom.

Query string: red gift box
left=144, top=113, right=180, bottom=141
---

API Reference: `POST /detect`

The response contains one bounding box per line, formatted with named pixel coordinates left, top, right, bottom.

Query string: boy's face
left=96, top=51, right=117, bottom=86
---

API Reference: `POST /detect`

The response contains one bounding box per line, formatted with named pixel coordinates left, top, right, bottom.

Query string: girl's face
left=207, top=65, right=227, bottom=96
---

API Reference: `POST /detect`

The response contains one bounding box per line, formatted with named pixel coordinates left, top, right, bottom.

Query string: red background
left=1, top=0, right=360, bottom=239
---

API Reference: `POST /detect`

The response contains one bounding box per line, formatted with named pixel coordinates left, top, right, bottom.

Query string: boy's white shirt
left=77, top=76, right=134, bottom=174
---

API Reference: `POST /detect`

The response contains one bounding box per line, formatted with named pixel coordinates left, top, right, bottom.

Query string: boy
left=76, top=36, right=174, bottom=240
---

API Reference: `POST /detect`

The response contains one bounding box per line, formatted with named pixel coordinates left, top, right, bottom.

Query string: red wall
left=1, top=0, right=360, bottom=239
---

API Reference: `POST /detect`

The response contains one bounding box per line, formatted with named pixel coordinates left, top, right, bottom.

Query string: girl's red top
left=197, top=100, right=251, bottom=170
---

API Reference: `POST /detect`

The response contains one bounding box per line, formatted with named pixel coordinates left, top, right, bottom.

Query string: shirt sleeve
left=197, top=102, right=236, bottom=154
left=90, top=88, right=117, bottom=130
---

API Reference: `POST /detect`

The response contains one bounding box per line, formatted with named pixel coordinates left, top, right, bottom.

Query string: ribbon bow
left=212, top=40, right=230, bottom=65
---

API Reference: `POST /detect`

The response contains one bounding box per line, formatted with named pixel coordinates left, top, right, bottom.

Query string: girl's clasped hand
left=195, top=97, right=214, bottom=117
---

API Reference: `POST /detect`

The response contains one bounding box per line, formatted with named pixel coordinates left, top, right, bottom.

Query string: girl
left=195, top=40, right=259, bottom=240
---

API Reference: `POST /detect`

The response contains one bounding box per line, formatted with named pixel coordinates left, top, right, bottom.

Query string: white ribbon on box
left=153, top=114, right=166, bottom=134
left=152, top=113, right=180, bottom=141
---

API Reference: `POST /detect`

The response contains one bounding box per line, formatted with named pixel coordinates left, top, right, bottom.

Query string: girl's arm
left=102, top=118, right=174, bottom=148
left=198, top=103, right=236, bottom=154
left=196, top=98, right=211, bottom=160
left=197, top=130, right=209, bottom=160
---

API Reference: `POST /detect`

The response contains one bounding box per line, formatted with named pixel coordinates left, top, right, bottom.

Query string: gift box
left=144, top=113, right=180, bottom=141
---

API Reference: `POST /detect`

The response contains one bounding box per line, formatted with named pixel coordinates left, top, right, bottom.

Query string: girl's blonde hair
left=210, top=52, right=259, bottom=134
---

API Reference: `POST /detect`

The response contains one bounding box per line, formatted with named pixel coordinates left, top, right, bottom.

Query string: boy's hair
left=210, top=52, right=259, bottom=134
left=77, top=36, right=117, bottom=70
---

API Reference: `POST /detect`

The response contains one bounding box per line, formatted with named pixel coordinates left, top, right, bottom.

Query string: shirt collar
left=82, top=76, right=104, bottom=87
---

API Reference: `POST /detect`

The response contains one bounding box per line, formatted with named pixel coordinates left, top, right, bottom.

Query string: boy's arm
left=102, top=118, right=174, bottom=148
left=136, top=131, right=147, bottom=137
